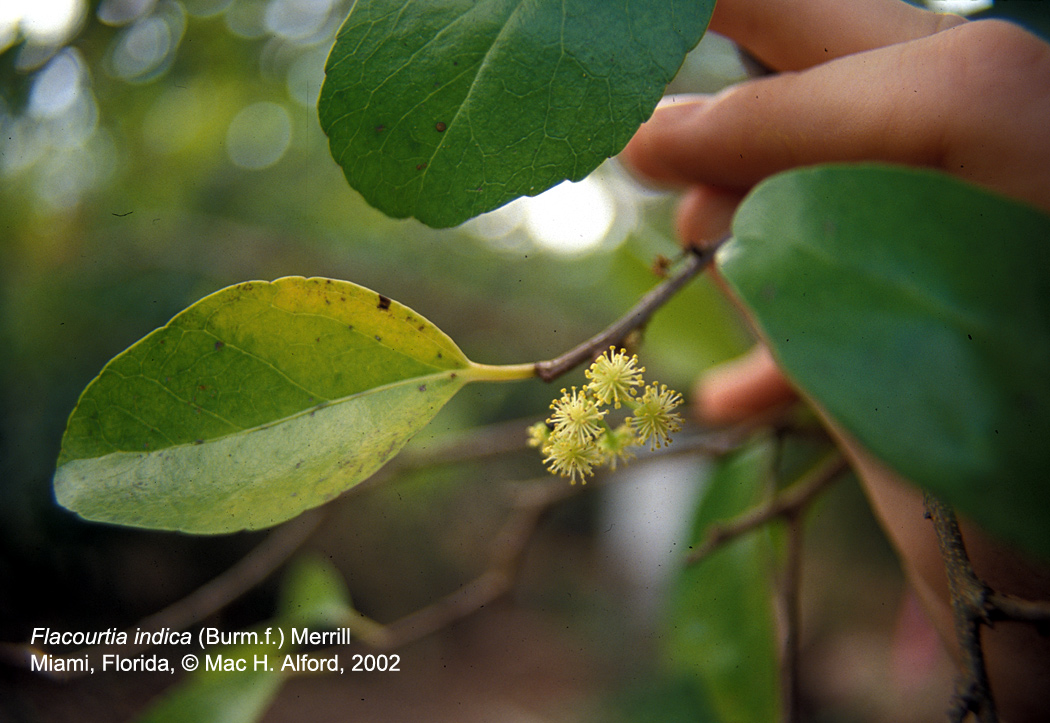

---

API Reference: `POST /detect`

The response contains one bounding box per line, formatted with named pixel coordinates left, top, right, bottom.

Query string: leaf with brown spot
left=55, top=277, right=479, bottom=533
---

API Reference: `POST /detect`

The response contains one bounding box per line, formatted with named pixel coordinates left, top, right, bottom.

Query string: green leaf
left=136, top=656, right=285, bottom=723
left=54, top=277, right=474, bottom=534
left=719, top=164, right=1050, bottom=559
left=665, top=444, right=780, bottom=723
left=318, top=0, right=714, bottom=228
left=597, top=675, right=720, bottom=723
left=139, top=559, right=361, bottom=723
left=277, top=555, right=355, bottom=626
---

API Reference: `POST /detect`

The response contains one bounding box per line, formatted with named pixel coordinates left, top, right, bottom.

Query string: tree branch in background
left=684, top=450, right=849, bottom=567
left=1, top=508, right=326, bottom=681
left=922, top=495, right=1050, bottom=722
left=140, top=508, right=327, bottom=638
left=925, top=493, right=999, bottom=723
left=327, top=477, right=583, bottom=653
left=677, top=441, right=848, bottom=723
left=6, top=412, right=755, bottom=680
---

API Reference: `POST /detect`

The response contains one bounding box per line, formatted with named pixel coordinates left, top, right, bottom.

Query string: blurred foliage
left=591, top=674, right=720, bottom=723
left=665, top=441, right=780, bottom=723
left=975, top=1, right=1050, bottom=40
left=136, top=556, right=354, bottom=723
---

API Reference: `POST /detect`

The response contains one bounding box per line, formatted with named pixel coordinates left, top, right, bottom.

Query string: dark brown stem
left=770, top=430, right=809, bottom=723
left=682, top=437, right=843, bottom=723
left=924, top=493, right=998, bottom=723
left=534, top=242, right=722, bottom=382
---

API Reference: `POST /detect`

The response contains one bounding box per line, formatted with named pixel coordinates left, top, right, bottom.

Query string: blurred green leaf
left=139, top=557, right=360, bottom=723
left=318, top=0, right=714, bottom=227
left=719, top=164, right=1050, bottom=559
left=665, top=443, right=780, bottom=723
left=277, top=554, right=355, bottom=626
left=137, top=656, right=285, bottom=723
left=54, top=277, right=472, bottom=533
left=596, top=674, right=720, bottom=723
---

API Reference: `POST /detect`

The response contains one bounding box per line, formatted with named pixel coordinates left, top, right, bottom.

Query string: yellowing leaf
left=55, top=277, right=474, bottom=533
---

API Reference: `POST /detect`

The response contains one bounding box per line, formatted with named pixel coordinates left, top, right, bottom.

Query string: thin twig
left=336, top=423, right=771, bottom=649
left=334, top=478, right=580, bottom=653
left=987, top=591, right=1050, bottom=626
left=3, top=508, right=326, bottom=681
left=924, top=494, right=998, bottom=723
left=765, top=428, right=805, bottom=723
left=141, top=508, right=327, bottom=635
left=6, top=238, right=732, bottom=686
left=534, top=242, right=723, bottom=382
left=684, top=451, right=848, bottom=566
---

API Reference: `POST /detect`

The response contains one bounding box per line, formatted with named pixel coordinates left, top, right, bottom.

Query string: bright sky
left=927, top=0, right=993, bottom=13
left=0, top=0, right=84, bottom=50
left=463, top=174, right=625, bottom=256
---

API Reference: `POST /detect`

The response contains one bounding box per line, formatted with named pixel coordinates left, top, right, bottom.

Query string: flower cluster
left=528, top=347, right=683, bottom=484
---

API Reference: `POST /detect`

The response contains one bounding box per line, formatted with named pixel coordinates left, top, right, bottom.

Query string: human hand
left=625, top=1, right=1050, bottom=425
left=621, top=1, right=1050, bottom=719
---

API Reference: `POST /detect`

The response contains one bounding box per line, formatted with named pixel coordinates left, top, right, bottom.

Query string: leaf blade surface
left=719, top=164, right=1050, bottom=558
left=55, top=277, right=471, bottom=533
left=666, top=445, right=780, bottom=723
left=318, top=0, right=714, bottom=227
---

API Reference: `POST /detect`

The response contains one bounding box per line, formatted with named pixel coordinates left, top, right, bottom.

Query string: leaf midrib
left=62, top=369, right=465, bottom=463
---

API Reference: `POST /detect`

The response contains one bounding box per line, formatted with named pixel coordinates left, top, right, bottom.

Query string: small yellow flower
left=585, top=347, right=645, bottom=408
left=542, top=435, right=604, bottom=484
left=530, top=351, right=683, bottom=484
left=631, top=383, right=684, bottom=450
left=527, top=421, right=551, bottom=449
left=597, top=423, right=638, bottom=471
left=547, top=386, right=606, bottom=445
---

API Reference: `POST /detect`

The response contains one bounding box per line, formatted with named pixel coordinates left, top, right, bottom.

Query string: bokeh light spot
left=107, top=4, right=184, bottom=82
left=28, top=48, right=85, bottom=118
left=1, top=0, right=85, bottom=50
left=226, top=101, right=292, bottom=170
left=524, top=177, right=616, bottom=255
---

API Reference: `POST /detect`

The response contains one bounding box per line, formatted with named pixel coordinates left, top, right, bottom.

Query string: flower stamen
left=630, top=383, right=684, bottom=450
left=585, top=347, right=645, bottom=408
left=547, top=386, right=606, bottom=446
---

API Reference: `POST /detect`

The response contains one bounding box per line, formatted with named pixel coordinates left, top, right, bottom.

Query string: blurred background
left=5, top=1, right=1039, bottom=721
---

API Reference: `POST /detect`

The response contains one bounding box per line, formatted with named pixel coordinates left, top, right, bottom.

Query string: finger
left=624, top=0, right=962, bottom=190
left=694, top=345, right=798, bottom=426
left=709, top=0, right=966, bottom=71
left=622, top=21, right=1050, bottom=210
left=624, top=36, right=952, bottom=191
left=625, top=57, right=941, bottom=192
